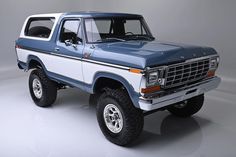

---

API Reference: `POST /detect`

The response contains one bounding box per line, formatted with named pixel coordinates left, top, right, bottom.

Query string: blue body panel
left=16, top=38, right=55, bottom=53
left=92, top=40, right=217, bottom=69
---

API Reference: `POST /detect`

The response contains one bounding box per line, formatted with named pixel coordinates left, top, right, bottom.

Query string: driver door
left=52, top=18, right=84, bottom=82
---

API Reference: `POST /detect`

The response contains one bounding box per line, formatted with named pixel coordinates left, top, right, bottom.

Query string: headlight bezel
left=147, top=71, right=159, bottom=86
left=209, top=56, right=220, bottom=70
left=146, top=66, right=166, bottom=87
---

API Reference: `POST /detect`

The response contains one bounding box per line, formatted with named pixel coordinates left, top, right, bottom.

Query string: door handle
left=54, top=47, right=60, bottom=52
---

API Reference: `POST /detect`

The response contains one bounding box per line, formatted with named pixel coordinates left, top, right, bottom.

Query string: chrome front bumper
left=139, top=77, right=221, bottom=111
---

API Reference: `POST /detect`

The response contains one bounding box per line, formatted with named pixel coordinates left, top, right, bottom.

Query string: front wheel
left=29, top=69, right=57, bottom=107
left=96, top=88, right=144, bottom=146
left=167, top=94, right=204, bottom=117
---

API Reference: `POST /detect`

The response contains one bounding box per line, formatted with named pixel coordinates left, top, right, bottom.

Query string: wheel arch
left=26, top=55, right=47, bottom=71
left=91, top=72, right=140, bottom=108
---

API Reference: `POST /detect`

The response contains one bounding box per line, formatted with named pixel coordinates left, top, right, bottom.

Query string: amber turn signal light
left=141, top=85, right=161, bottom=94
left=129, top=68, right=143, bottom=74
left=207, top=70, right=215, bottom=78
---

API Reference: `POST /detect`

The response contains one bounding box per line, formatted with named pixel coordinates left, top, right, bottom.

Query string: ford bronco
left=15, top=12, right=221, bottom=146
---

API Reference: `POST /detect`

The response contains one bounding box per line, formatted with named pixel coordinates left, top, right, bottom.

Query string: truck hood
left=93, top=40, right=217, bottom=69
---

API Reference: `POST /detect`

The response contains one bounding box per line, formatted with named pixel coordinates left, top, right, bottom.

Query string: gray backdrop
left=0, top=1, right=236, bottom=156
left=1, top=0, right=235, bottom=79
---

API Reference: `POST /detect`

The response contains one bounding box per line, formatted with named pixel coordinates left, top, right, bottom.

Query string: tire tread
left=97, top=88, right=143, bottom=146
left=29, top=69, right=57, bottom=107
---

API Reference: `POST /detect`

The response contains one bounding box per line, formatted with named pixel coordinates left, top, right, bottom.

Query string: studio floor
left=0, top=67, right=236, bottom=157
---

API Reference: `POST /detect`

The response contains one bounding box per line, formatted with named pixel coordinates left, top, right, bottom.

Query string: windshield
left=84, top=17, right=154, bottom=43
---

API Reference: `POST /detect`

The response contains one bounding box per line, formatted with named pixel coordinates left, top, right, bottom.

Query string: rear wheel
left=167, top=94, right=204, bottom=117
left=29, top=69, right=57, bottom=107
left=96, top=88, right=144, bottom=146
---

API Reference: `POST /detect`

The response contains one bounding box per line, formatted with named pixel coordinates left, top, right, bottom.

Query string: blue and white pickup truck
left=15, top=12, right=221, bottom=146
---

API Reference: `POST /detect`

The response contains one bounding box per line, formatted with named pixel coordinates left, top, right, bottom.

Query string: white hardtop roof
left=28, top=13, right=63, bottom=18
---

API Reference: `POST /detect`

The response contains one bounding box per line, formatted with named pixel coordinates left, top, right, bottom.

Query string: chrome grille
left=165, top=58, right=210, bottom=88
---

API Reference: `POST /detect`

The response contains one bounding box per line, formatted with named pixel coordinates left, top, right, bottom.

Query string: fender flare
left=26, top=55, right=47, bottom=72
left=91, top=72, right=140, bottom=108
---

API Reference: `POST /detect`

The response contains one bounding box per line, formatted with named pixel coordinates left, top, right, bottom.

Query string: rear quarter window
left=25, top=17, right=55, bottom=38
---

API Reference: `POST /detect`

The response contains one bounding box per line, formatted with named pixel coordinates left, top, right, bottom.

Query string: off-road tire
left=96, top=88, right=144, bottom=146
left=29, top=69, right=57, bottom=107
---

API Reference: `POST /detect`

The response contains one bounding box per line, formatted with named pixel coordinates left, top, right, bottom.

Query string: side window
left=25, top=17, right=55, bottom=38
left=59, top=20, right=82, bottom=44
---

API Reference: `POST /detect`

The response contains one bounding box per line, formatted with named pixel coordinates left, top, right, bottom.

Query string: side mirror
left=65, top=39, right=73, bottom=46
left=65, top=39, right=77, bottom=49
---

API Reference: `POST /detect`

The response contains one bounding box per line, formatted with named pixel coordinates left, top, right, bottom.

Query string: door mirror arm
left=72, top=44, right=77, bottom=49
left=65, top=39, right=73, bottom=46
left=65, top=39, right=78, bottom=49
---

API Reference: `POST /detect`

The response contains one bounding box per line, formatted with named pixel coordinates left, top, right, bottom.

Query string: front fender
left=91, top=72, right=141, bottom=108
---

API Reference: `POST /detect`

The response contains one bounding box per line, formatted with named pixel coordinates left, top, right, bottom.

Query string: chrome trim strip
left=82, top=58, right=130, bottom=70
left=50, top=52, right=130, bottom=70
left=138, top=76, right=221, bottom=111
left=186, top=54, right=218, bottom=63
left=51, top=52, right=82, bottom=61
left=19, top=46, right=132, bottom=71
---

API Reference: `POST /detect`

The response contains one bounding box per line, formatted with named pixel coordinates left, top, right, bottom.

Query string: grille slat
left=164, top=58, right=210, bottom=88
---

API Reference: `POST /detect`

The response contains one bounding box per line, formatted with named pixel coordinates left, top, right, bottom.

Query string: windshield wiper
left=97, top=37, right=126, bottom=42
left=126, top=35, right=155, bottom=41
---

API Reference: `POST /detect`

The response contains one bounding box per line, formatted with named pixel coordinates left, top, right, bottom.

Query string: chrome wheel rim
left=32, top=78, right=42, bottom=99
left=103, top=104, right=123, bottom=134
